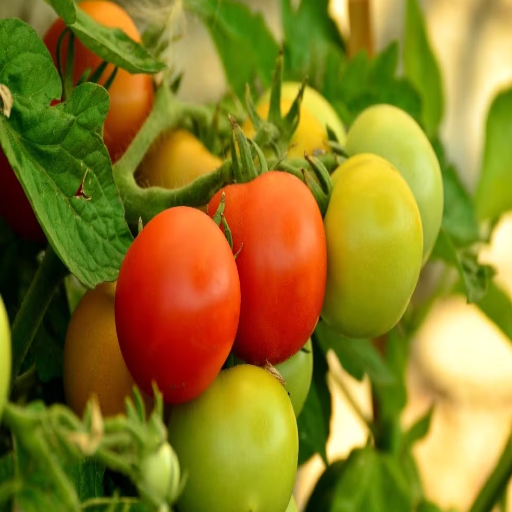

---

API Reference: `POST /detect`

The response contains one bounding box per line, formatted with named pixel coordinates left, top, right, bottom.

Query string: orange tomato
left=43, top=0, right=154, bottom=162
left=63, top=282, right=152, bottom=417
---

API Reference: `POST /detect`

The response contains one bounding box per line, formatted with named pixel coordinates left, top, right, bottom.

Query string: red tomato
left=43, top=0, right=154, bottom=162
left=0, top=150, right=45, bottom=242
left=208, top=171, right=327, bottom=365
left=114, top=207, right=241, bottom=404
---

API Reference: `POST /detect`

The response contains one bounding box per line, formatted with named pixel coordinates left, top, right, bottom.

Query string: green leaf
left=14, top=435, right=79, bottom=512
left=403, top=407, right=434, bottom=449
left=187, top=0, right=279, bottom=100
left=373, top=327, right=409, bottom=421
left=326, top=43, right=422, bottom=128
left=0, top=453, right=15, bottom=512
left=441, top=164, right=480, bottom=247
left=45, top=0, right=76, bottom=25
left=0, top=19, right=133, bottom=288
left=315, top=320, right=394, bottom=386
left=431, top=138, right=481, bottom=247
left=297, top=335, right=332, bottom=465
left=476, top=280, right=512, bottom=342
left=400, top=450, right=424, bottom=508
left=431, top=230, right=493, bottom=303
left=69, top=460, right=105, bottom=502
left=69, top=6, right=165, bottom=74
left=305, top=447, right=412, bottom=512
left=31, top=284, right=70, bottom=382
left=403, top=0, right=444, bottom=136
left=475, top=87, right=512, bottom=220
left=281, top=0, right=346, bottom=88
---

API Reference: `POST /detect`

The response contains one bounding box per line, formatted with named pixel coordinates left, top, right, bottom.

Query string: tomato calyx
left=245, top=53, right=306, bottom=159
left=211, top=191, right=234, bottom=251
left=263, top=361, right=287, bottom=387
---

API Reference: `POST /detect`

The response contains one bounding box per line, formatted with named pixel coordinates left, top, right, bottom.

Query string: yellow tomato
left=243, top=99, right=330, bottom=159
left=322, top=154, right=423, bottom=338
left=136, top=129, right=222, bottom=190
left=259, top=82, right=347, bottom=145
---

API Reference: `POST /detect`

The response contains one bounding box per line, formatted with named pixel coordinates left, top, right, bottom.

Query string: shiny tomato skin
left=322, top=154, right=423, bottom=338
left=346, top=104, right=443, bottom=262
left=0, top=150, right=45, bottom=242
left=115, top=207, right=241, bottom=404
left=208, top=171, right=327, bottom=365
left=167, top=364, right=298, bottom=512
left=43, top=0, right=154, bottom=162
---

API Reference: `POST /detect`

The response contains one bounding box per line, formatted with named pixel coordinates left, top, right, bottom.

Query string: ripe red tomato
left=43, top=0, right=154, bottom=162
left=115, top=207, right=241, bottom=404
left=208, top=171, right=327, bottom=365
left=0, top=150, right=45, bottom=242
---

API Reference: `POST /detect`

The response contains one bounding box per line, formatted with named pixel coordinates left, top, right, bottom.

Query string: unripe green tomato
left=276, top=338, right=313, bottom=417
left=140, top=442, right=181, bottom=504
left=0, top=295, right=11, bottom=419
left=168, top=364, right=298, bottom=512
left=345, top=104, right=443, bottom=262
left=286, top=496, right=299, bottom=512
left=260, top=82, right=347, bottom=146
left=322, top=154, right=423, bottom=338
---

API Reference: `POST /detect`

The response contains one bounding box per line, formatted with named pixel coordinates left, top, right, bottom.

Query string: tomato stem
left=2, top=402, right=81, bottom=511
left=113, top=85, right=234, bottom=225
left=10, top=245, right=67, bottom=386
left=468, top=430, right=512, bottom=512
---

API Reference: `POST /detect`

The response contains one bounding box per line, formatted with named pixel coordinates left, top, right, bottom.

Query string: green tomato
left=322, top=154, right=423, bottom=338
left=139, top=442, right=181, bottom=504
left=286, top=496, right=299, bottom=512
left=345, top=104, right=443, bottom=262
left=276, top=338, right=313, bottom=417
left=168, top=364, right=298, bottom=512
left=0, top=295, right=11, bottom=419
left=259, top=81, right=347, bottom=146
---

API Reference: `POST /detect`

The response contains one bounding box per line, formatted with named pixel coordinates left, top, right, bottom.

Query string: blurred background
left=3, top=0, right=512, bottom=510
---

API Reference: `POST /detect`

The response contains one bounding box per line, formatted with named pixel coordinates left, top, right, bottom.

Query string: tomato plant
left=322, top=153, right=423, bottom=339
left=345, top=104, right=443, bottom=262
left=63, top=281, right=153, bottom=417
left=0, top=295, right=10, bottom=420
left=276, top=338, right=313, bottom=417
left=0, top=149, right=45, bottom=242
left=115, top=206, right=241, bottom=404
left=1, top=1, right=511, bottom=511
left=208, top=171, right=327, bottom=365
left=136, top=129, right=222, bottom=191
left=167, top=364, right=298, bottom=512
left=43, top=0, right=154, bottom=162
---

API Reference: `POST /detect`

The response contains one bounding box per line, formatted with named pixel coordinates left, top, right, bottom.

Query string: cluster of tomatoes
left=0, top=2, right=444, bottom=511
